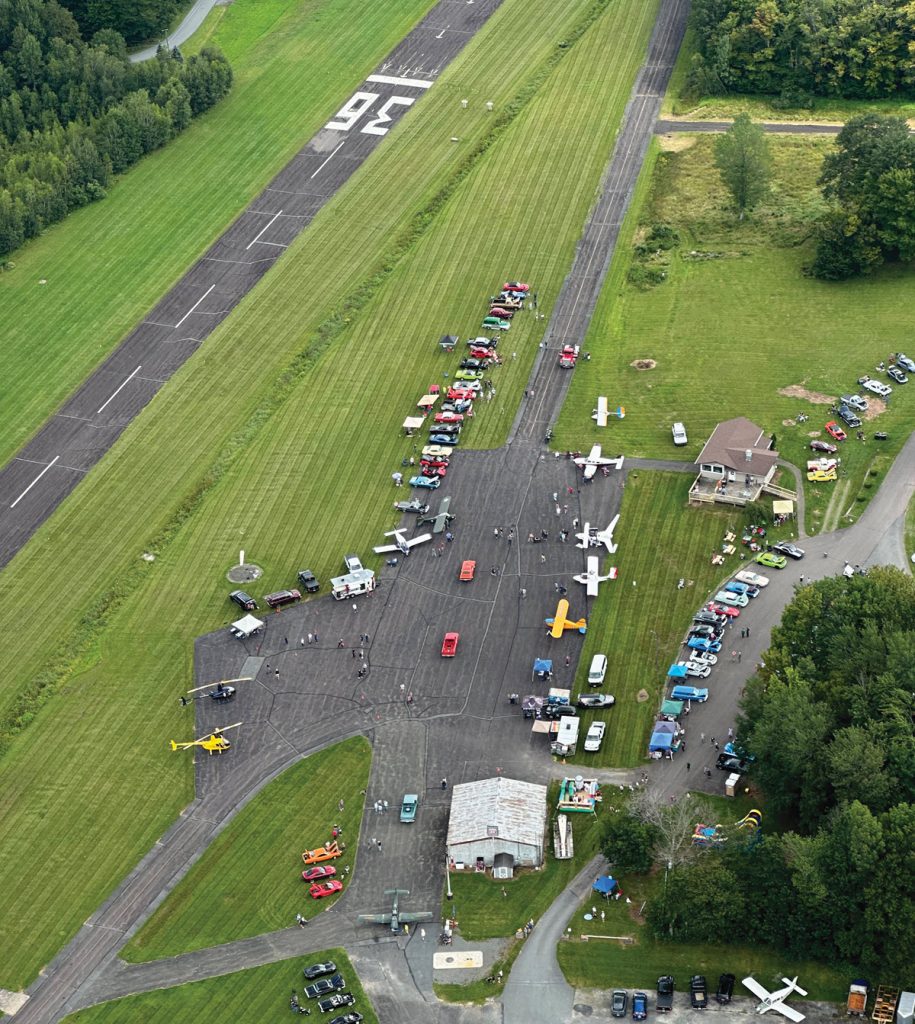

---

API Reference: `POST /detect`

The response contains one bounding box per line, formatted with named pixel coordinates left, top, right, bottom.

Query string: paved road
left=129, top=0, right=220, bottom=62
left=0, top=0, right=504, bottom=570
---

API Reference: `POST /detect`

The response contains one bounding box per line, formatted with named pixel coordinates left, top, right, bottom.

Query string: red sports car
left=441, top=632, right=459, bottom=657
left=503, top=281, right=530, bottom=291
left=707, top=602, right=740, bottom=618
left=434, top=412, right=464, bottom=424
left=810, top=439, right=838, bottom=453
left=488, top=307, right=515, bottom=319
left=421, top=457, right=450, bottom=469
left=309, top=880, right=344, bottom=899
left=448, top=387, right=477, bottom=402
left=825, top=421, right=847, bottom=441
left=302, top=865, right=337, bottom=882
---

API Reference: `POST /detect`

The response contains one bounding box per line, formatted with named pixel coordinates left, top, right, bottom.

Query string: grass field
left=125, top=737, right=370, bottom=961
left=0, top=0, right=438, bottom=466
left=556, top=133, right=915, bottom=535
left=62, top=949, right=376, bottom=1024
left=568, top=472, right=750, bottom=768
left=0, top=0, right=662, bottom=990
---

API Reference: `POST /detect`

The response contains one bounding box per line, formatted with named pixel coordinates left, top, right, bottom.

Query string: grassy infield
left=5, top=0, right=908, bottom=1014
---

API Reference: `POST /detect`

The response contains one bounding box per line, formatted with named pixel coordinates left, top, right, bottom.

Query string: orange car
left=459, top=560, right=476, bottom=581
left=302, top=841, right=342, bottom=865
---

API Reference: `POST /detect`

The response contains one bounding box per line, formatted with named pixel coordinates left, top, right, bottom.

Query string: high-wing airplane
left=374, top=527, right=432, bottom=556
left=575, top=514, right=620, bottom=554
left=357, top=889, right=434, bottom=934
left=742, top=977, right=808, bottom=1022
left=418, top=496, right=454, bottom=534
left=544, top=598, right=587, bottom=638
left=573, top=555, right=618, bottom=597
left=592, top=396, right=609, bottom=427
left=573, top=445, right=624, bottom=479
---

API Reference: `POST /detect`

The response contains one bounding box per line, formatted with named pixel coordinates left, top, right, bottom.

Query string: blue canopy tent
left=533, top=658, right=553, bottom=681
left=667, top=663, right=688, bottom=678
left=592, top=875, right=618, bottom=899
left=649, top=719, right=677, bottom=753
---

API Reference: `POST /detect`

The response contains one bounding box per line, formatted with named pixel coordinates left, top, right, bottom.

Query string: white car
left=715, top=589, right=748, bottom=607
left=735, top=570, right=769, bottom=588
left=587, top=654, right=608, bottom=686
left=676, top=660, right=711, bottom=679
left=672, top=422, right=688, bottom=446
left=859, top=377, right=892, bottom=397
left=688, top=650, right=718, bottom=667
left=583, top=721, right=606, bottom=752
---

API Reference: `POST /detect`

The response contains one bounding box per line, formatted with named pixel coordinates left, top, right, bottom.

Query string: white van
left=587, top=654, right=608, bottom=687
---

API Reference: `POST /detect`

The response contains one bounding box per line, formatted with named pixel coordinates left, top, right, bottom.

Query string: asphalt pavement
left=129, top=0, right=221, bottom=62
left=0, top=0, right=505, bottom=569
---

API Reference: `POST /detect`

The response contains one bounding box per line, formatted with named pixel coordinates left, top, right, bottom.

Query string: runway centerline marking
left=174, top=285, right=215, bottom=329
left=10, top=455, right=60, bottom=508
left=366, top=74, right=433, bottom=89
left=245, top=209, right=284, bottom=250
left=310, top=141, right=346, bottom=179
left=97, top=365, right=143, bottom=414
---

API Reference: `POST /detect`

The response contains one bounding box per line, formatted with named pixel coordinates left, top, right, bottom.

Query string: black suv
left=297, top=570, right=320, bottom=593
left=229, top=590, right=257, bottom=611
left=539, top=703, right=577, bottom=721
left=716, top=974, right=735, bottom=1004
left=716, top=753, right=750, bottom=774
left=690, top=976, right=708, bottom=1009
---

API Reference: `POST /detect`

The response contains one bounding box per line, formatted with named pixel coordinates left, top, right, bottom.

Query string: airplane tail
left=384, top=888, right=410, bottom=896
left=782, top=979, right=808, bottom=997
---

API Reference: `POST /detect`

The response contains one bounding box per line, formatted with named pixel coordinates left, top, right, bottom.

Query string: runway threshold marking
left=97, top=365, right=143, bottom=414
left=310, top=141, right=346, bottom=179
left=366, top=73, right=433, bottom=89
left=245, top=210, right=284, bottom=250
left=174, top=285, right=215, bottom=329
left=10, top=455, right=60, bottom=508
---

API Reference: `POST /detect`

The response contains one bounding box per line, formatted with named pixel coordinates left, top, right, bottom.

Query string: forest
left=688, top=0, right=915, bottom=101
left=60, top=0, right=183, bottom=47
left=0, top=0, right=232, bottom=257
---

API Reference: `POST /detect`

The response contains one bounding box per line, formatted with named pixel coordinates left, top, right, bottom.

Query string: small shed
left=439, top=334, right=459, bottom=351
left=447, top=777, right=548, bottom=874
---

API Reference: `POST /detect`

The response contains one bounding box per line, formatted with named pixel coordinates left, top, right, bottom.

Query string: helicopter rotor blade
left=185, top=676, right=253, bottom=695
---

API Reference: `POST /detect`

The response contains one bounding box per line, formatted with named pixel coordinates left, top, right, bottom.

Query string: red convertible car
left=302, top=865, right=337, bottom=882
left=309, top=880, right=343, bottom=899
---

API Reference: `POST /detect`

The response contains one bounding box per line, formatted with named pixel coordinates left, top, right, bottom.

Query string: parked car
left=310, top=880, right=343, bottom=899
left=454, top=369, right=484, bottom=382
left=393, top=499, right=429, bottom=514
left=859, top=376, right=892, bottom=397
left=688, top=625, right=721, bottom=640
left=481, top=316, right=510, bottom=331
left=714, top=590, right=748, bottom=608
left=539, top=703, right=578, bottom=721
left=771, top=541, right=804, bottom=559
left=716, top=753, right=751, bottom=773
left=577, top=693, right=616, bottom=708
left=304, top=962, right=338, bottom=980
left=825, top=421, right=847, bottom=441
left=632, top=991, right=649, bottom=1021
left=421, top=445, right=452, bottom=459
left=265, top=588, right=301, bottom=608
left=459, top=560, right=477, bottom=581
left=808, top=468, right=837, bottom=482
left=706, top=602, right=740, bottom=618
left=686, top=637, right=721, bottom=653
left=676, top=660, right=711, bottom=679
left=612, top=991, right=629, bottom=1018
left=229, top=589, right=257, bottom=611
left=302, top=865, right=337, bottom=882
left=670, top=685, right=709, bottom=702
left=428, top=434, right=460, bottom=446
left=809, top=440, right=838, bottom=454
left=420, top=465, right=447, bottom=479
left=297, top=569, right=321, bottom=593
left=305, top=975, right=346, bottom=999
left=734, top=570, right=769, bottom=587
left=693, top=610, right=725, bottom=626
left=399, top=794, right=418, bottom=822
left=887, top=365, right=908, bottom=384
left=895, top=353, right=915, bottom=373
left=724, top=581, right=758, bottom=598
left=317, top=993, right=356, bottom=1013
left=409, top=475, right=441, bottom=489
left=841, top=394, right=868, bottom=412
left=838, top=404, right=862, bottom=428
left=755, top=551, right=787, bottom=568
left=716, top=974, right=735, bottom=1004
left=429, top=422, right=460, bottom=434
left=460, top=358, right=488, bottom=370
left=672, top=422, right=688, bottom=446
left=688, top=650, right=718, bottom=667
left=588, top=653, right=608, bottom=686
left=488, top=306, right=514, bottom=319
left=583, top=721, right=606, bottom=752
left=328, top=1014, right=363, bottom=1024
left=690, top=976, right=708, bottom=1009
left=441, top=632, right=459, bottom=657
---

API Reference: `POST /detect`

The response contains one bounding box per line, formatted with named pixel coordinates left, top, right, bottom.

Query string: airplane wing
left=373, top=543, right=399, bottom=554
left=404, top=533, right=432, bottom=548
left=743, top=978, right=773, bottom=1001
left=358, top=913, right=393, bottom=924
left=398, top=911, right=434, bottom=923
left=770, top=1004, right=805, bottom=1023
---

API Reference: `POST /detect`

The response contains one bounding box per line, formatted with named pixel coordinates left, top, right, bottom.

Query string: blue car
left=632, top=991, right=648, bottom=1021
left=724, top=581, right=758, bottom=598
left=670, top=684, right=709, bottom=703
left=428, top=433, right=460, bottom=446
left=686, top=637, right=721, bottom=653
left=409, top=475, right=441, bottom=489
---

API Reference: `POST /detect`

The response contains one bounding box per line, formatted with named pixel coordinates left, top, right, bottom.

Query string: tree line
left=60, top=0, right=183, bottom=47
left=0, top=0, right=232, bottom=258
left=688, top=0, right=915, bottom=102
left=602, top=567, right=915, bottom=982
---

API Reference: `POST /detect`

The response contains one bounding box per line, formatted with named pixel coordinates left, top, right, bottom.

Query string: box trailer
left=550, top=716, right=579, bottom=755
left=847, top=982, right=868, bottom=1017
left=331, top=568, right=376, bottom=600
left=896, top=992, right=914, bottom=1024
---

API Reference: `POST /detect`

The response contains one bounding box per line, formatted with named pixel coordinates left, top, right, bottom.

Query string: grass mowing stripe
left=0, top=0, right=661, bottom=988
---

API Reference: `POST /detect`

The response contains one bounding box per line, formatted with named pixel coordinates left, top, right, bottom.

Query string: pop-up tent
left=402, top=416, right=424, bottom=435
left=533, top=658, right=553, bottom=680
left=660, top=698, right=685, bottom=720
left=230, top=614, right=264, bottom=639
left=649, top=719, right=677, bottom=752
left=667, top=663, right=688, bottom=679
left=592, top=875, right=618, bottom=898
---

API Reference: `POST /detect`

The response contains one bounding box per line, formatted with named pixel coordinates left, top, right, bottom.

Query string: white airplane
left=573, top=444, right=624, bottom=480
left=373, top=528, right=432, bottom=556
left=575, top=514, right=620, bottom=555
left=742, top=977, right=808, bottom=1023
left=592, top=396, right=609, bottom=427
left=573, top=555, right=617, bottom=597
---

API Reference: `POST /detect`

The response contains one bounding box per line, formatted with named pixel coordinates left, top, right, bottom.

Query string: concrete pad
left=433, top=951, right=483, bottom=970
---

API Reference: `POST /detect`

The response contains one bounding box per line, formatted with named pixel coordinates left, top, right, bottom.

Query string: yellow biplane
left=170, top=722, right=242, bottom=755
left=544, top=598, right=587, bottom=639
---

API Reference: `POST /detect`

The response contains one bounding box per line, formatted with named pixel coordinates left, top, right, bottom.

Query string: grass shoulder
left=124, top=737, right=370, bottom=961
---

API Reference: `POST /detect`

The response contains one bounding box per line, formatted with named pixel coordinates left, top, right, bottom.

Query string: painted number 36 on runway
left=326, top=92, right=415, bottom=135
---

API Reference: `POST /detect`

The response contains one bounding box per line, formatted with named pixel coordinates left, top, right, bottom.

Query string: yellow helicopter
left=170, top=722, right=242, bottom=755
